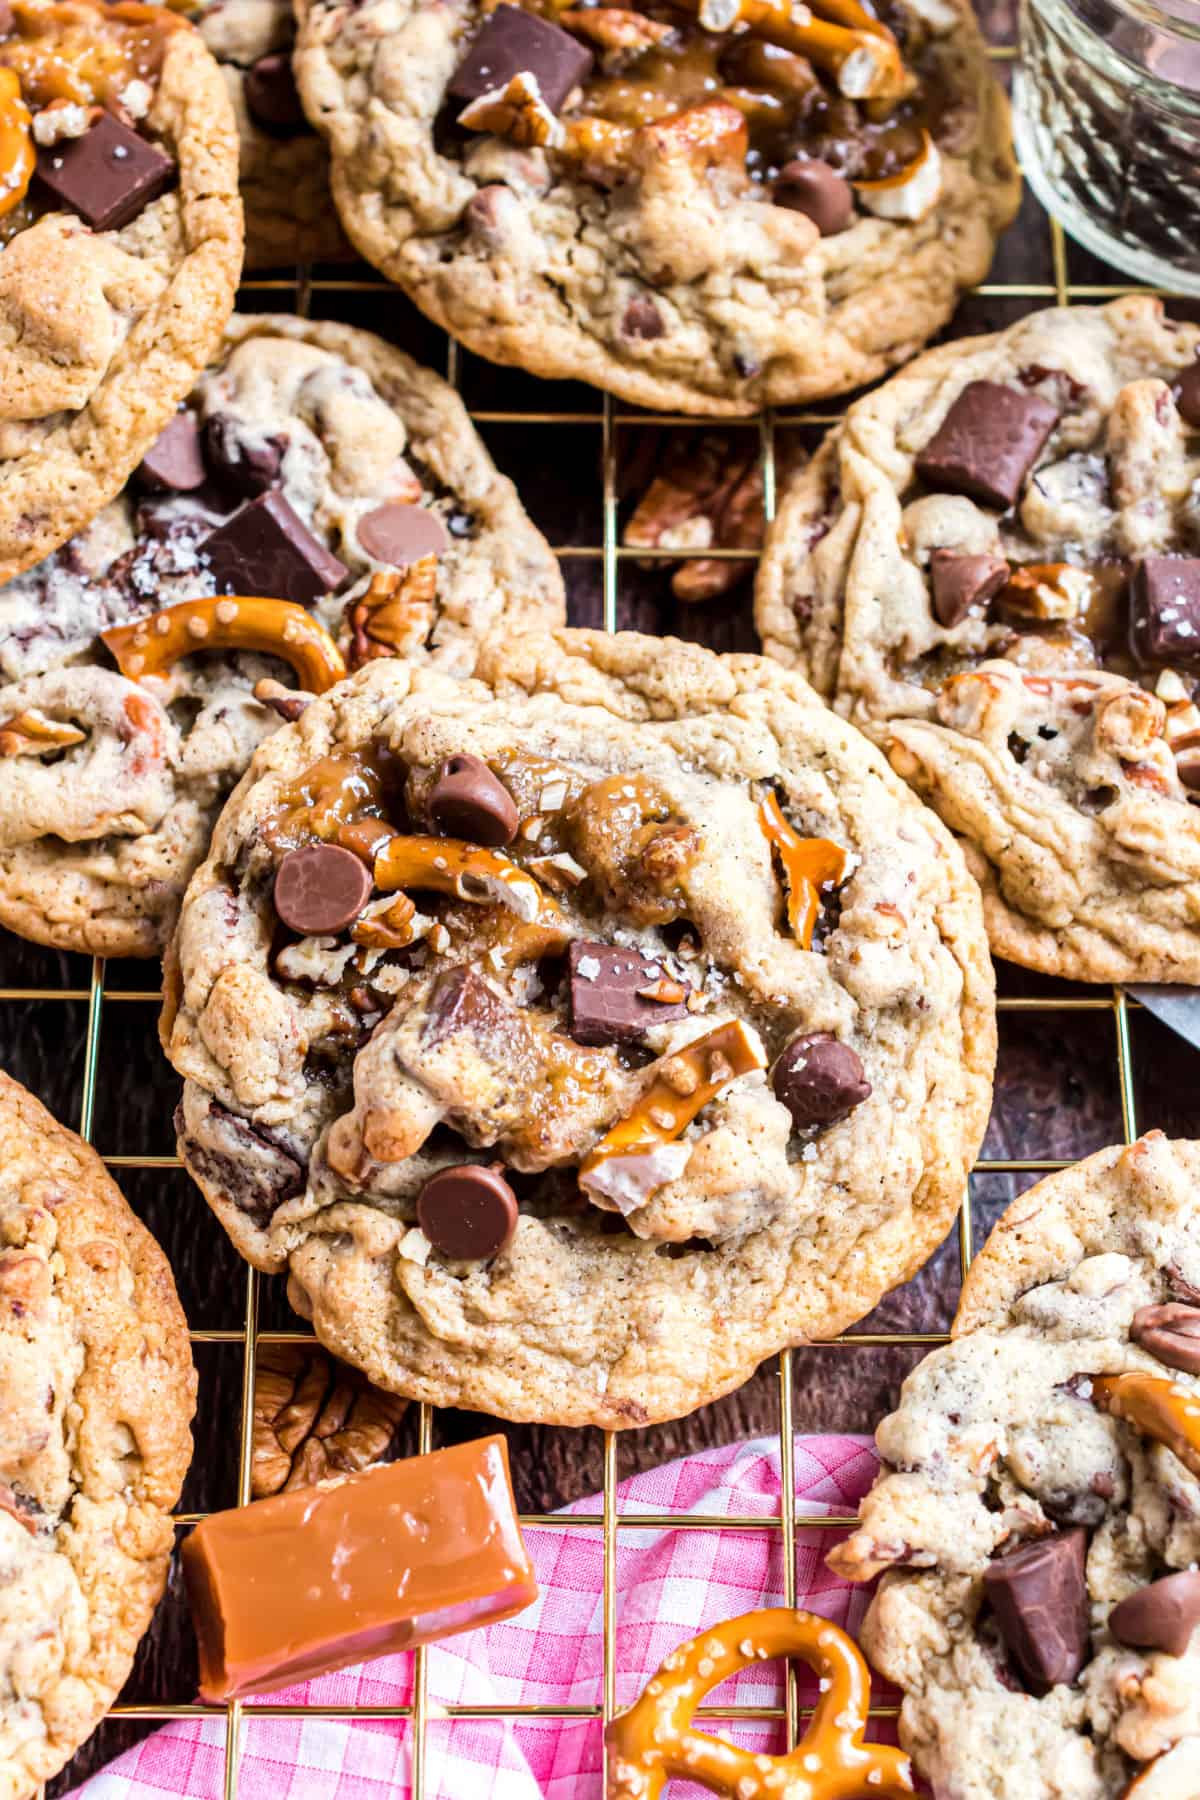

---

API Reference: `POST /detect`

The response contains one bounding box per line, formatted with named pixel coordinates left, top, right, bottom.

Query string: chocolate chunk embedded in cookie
left=162, top=627, right=994, bottom=1428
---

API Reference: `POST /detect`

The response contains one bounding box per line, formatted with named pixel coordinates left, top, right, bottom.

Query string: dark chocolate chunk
left=417, top=1164, right=518, bottom=1260
left=244, top=52, right=310, bottom=134
left=428, top=754, right=518, bottom=847
left=1131, top=557, right=1200, bottom=663
left=772, top=1032, right=870, bottom=1131
left=1109, top=1570, right=1200, bottom=1657
left=423, top=966, right=509, bottom=1046
left=982, top=1528, right=1090, bottom=1694
left=357, top=503, right=450, bottom=567
left=274, top=844, right=372, bottom=936
left=1168, top=1264, right=1200, bottom=1306
left=203, top=415, right=285, bottom=499
left=36, top=111, right=176, bottom=232
left=135, top=412, right=205, bottom=493
left=915, top=382, right=1059, bottom=511
left=447, top=4, right=593, bottom=113
left=566, top=941, right=689, bottom=1047
left=1178, top=359, right=1200, bottom=429
left=201, top=491, right=348, bottom=603
left=1130, top=1302, right=1200, bottom=1375
left=772, top=158, right=853, bottom=236
left=622, top=295, right=665, bottom=340
left=929, top=549, right=1009, bottom=627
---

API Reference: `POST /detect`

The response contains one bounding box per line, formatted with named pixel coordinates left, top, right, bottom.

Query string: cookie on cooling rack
left=290, top=0, right=1018, bottom=414
left=0, top=312, right=565, bottom=959
left=0, top=0, right=242, bottom=583
left=190, top=0, right=346, bottom=266
left=831, top=1132, right=1200, bottom=1800
left=0, top=1071, right=195, bottom=1799
left=756, top=296, right=1200, bottom=984
left=160, top=627, right=995, bottom=1428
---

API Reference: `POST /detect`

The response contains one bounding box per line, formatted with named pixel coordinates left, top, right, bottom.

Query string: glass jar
left=1015, top=0, right=1200, bottom=292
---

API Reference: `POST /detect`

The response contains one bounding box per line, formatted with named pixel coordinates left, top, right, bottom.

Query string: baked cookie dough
left=0, top=0, right=242, bottom=582
left=291, top=0, right=1018, bottom=414
left=0, top=1071, right=195, bottom=1799
left=832, top=1132, right=1200, bottom=1800
left=757, top=297, right=1200, bottom=983
left=0, top=313, right=565, bottom=959
left=161, top=628, right=995, bottom=1428
left=190, top=0, right=345, bottom=266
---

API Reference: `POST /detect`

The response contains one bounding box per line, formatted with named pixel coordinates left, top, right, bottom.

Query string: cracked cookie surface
left=833, top=1132, right=1200, bottom=1800
left=161, top=628, right=994, bottom=1428
left=757, top=297, right=1200, bottom=982
left=0, top=313, right=565, bottom=960
left=291, top=0, right=1017, bottom=414
left=0, top=0, right=242, bottom=582
left=0, top=1071, right=195, bottom=1800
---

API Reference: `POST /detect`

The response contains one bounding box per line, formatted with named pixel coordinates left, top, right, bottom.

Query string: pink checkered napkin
left=70, top=1434, right=886, bottom=1800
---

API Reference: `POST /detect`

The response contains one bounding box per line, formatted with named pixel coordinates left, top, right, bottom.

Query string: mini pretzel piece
left=758, top=794, right=846, bottom=950
left=606, top=1606, right=915, bottom=1800
left=691, top=0, right=912, bottom=100
left=101, top=598, right=347, bottom=694
left=0, top=67, right=34, bottom=218
left=0, top=707, right=85, bottom=756
left=1092, top=1371, right=1200, bottom=1480
left=372, top=834, right=550, bottom=924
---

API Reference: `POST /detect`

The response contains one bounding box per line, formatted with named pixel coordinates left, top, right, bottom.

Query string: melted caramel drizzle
left=758, top=792, right=846, bottom=949
left=0, top=1, right=178, bottom=109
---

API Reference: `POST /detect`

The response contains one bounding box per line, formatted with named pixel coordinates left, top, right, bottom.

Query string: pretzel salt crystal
left=0, top=68, right=33, bottom=219
left=1092, top=1370, right=1200, bottom=1479
left=373, top=834, right=550, bottom=924
left=102, top=598, right=347, bottom=694
left=689, top=0, right=912, bottom=100
left=758, top=793, right=846, bottom=950
left=607, top=1606, right=915, bottom=1800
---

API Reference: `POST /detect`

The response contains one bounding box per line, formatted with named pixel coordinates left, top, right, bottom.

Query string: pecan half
left=252, top=1343, right=407, bottom=1498
left=345, top=559, right=436, bottom=669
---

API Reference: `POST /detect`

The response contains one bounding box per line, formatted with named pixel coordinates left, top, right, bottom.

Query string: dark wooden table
left=4, top=3, right=1196, bottom=1787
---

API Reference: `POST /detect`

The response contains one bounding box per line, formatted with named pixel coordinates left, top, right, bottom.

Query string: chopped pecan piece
left=459, top=71, right=565, bottom=148
left=345, top=560, right=437, bottom=670
left=252, top=1343, right=407, bottom=1499
left=559, top=6, right=675, bottom=55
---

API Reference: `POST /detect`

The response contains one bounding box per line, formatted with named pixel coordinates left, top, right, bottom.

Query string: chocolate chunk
left=915, top=382, right=1060, bottom=511
left=448, top=4, right=593, bottom=113
left=773, top=159, right=853, bottom=236
left=982, top=1528, right=1090, bottom=1694
left=1131, top=557, right=1200, bottom=663
left=1131, top=1302, right=1200, bottom=1375
left=357, top=503, right=450, bottom=567
left=1177, top=359, right=1200, bottom=429
left=274, top=844, right=372, bottom=936
left=423, top=966, right=508, bottom=1045
left=203, top=416, right=285, bottom=499
left=135, top=412, right=205, bottom=493
left=201, top=491, right=348, bottom=603
left=1168, top=1264, right=1200, bottom=1306
left=428, top=754, right=518, bottom=847
left=1109, top=1570, right=1200, bottom=1657
left=36, top=111, right=176, bottom=231
left=244, top=53, right=310, bottom=134
left=772, top=1032, right=870, bottom=1131
left=566, top=941, right=689, bottom=1047
left=622, top=295, right=665, bottom=340
left=417, top=1164, right=518, bottom=1260
left=929, top=549, right=1009, bottom=627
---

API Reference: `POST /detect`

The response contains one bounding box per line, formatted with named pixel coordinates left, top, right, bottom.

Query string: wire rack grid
left=8, top=17, right=1179, bottom=1797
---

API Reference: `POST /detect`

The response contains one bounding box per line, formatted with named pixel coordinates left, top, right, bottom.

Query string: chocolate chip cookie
left=0, top=0, right=242, bottom=583
left=291, top=0, right=1018, bottom=414
left=0, top=1071, right=195, bottom=1799
left=832, top=1132, right=1200, bottom=1800
left=161, top=628, right=995, bottom=1428
left=0, top=313, right=565, bottom=958
left=190, top=0, right=346, bottom=266
left=757, top=297, right=1200, bottom=983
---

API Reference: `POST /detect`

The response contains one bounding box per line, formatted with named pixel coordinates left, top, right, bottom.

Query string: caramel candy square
left=182, top=1435, right=536, bottom=1701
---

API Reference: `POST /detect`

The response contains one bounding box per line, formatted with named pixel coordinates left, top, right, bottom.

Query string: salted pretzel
left=606, top=1606, right=915, bottom=1800
left=102, top=597, right=347, bottom=694
left=1092, top=1371, right=1200, bottom=1480
left=0, top=67, right=33, bottom=219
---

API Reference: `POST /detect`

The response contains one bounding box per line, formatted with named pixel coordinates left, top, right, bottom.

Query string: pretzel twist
left=1092, top=1371, right=1200, bottom=1479
left=607, top=1607, right=914, bottom=1800
left=0, top=68, right=33, bottom=219
left=102, top=597, right=347, bottom=695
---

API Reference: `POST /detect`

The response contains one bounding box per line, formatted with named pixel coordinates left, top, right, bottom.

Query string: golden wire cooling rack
left=9, top=14, right=1192, bottom=1794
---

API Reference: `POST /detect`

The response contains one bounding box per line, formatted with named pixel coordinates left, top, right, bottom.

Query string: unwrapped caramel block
left=182, top=1435, right=537, bottom=1701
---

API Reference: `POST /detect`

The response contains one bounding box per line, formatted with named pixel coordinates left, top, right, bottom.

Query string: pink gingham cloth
left=71, top=1434, right=890, bottom=1800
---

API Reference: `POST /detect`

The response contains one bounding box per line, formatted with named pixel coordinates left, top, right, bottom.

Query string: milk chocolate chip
left=448, top=4, right=593, bottom=113
left=1109, top=1570, right=1200, bottom=1657
left=772, top=1032, right=870, bottom=1131
left=1131, top=557, right=1200, bottom=663
left=136, top=412, right=205, bottom=493
left=274, top=845, right=372, bottom=936
left=773, top=159, right=853, bottom=235
left=428, top=754, right=518, bottom=846
left=915, top=382, right=1060, bottom=511
left=1131, top=1302, right=1200, bottom=1375
left=244, top=53, right=309, bottom=134
left=417, top=1164, right=518, bottom=1260
left=929, top=550, right=1009, bottom=627
left=982, top=1528, right=1090, bottom=1694
left=36, top=111, right=175, bottom=231
left=357, top=504, right=450, bottom=567
left=566, top=941, right=689, bottom=1047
